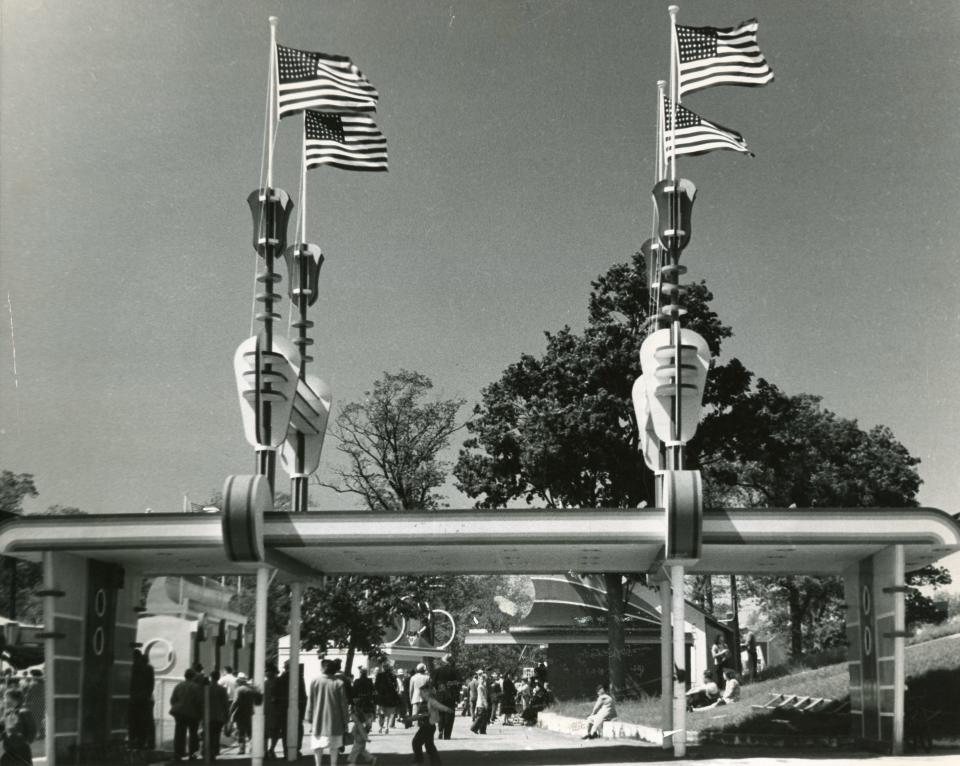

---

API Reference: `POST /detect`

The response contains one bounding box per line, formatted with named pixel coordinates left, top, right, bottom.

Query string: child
left=411, top=683, right=452, bottom=766
left=347, top=708, right=377, bottom=765
left=0, top=688, right=37, bottom=766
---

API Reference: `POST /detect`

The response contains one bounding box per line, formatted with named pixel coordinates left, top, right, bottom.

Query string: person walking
left=373, top=661, right=400, bottom=734
left=352, top=667, right=375, bottom=719
left=499, top=673, right=516, bottom=725
left=207, top=671, right=230, bottom=760
left=488, top=671, right=502, bottom=723
left=408, top=663, right=430, bottom=720
left=411, top=683, right=452, bottom=766
left=396, top=669, right=412, bottom=727
left=128, top=649, right=155, bottom=750
left=170, top=668, right=203, bottom=761
left=431, top=654, right=459, bottom=740
left=308, top=659, right=350, bottom=766
left=264, top=664, right=283, bottom=760
left=468, top=671, right=489, bottom=735
left=231, top=673, right=262, bottom=756
left=466, top=673, right=479, bottom=720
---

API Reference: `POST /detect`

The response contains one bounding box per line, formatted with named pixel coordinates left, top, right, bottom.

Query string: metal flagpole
left=267, top=17, right=279, bottom=189
left=666, top=6, right=684, bottom=473
left=668, top=6, right=679, bottom=183
left=300, top=113, right=308, bottom=246
left=654, top=80, right=667, bottom=332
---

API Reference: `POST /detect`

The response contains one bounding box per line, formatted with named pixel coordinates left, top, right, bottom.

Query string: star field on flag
left=277, top=44, right=379, bottom=118
left=663, top=97, right=753, bottom=158
left=675, top=18, right=774, bottom=97
left=304, top=111, right=388, bottom=172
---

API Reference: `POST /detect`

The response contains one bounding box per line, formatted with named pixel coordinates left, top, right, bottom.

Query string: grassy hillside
left=550, top=632, right=960, bottom=738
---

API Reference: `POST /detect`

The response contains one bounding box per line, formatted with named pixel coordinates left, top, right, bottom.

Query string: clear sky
left=1, top=1, right=959, bottom=580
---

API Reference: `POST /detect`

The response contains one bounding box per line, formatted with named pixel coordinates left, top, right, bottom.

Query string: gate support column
left=658, top=573, right=673, bottom=750
left=286, top=582, right=303, bottom=761
left=891, top=544, right=905, bottom=755
left=252, top=565, right=269, bottom=766
left=670, top=563, right=686, bottom=757
left=43, top=551, right=57, bottom=766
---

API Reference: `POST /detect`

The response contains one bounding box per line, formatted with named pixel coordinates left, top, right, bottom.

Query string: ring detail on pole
left=663, top=469, right=703, bottom=562
left=222, top=474, right=272, bottom=562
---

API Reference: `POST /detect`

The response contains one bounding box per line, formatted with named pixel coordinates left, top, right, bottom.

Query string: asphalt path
left=135, top=718, right=960, bottom=766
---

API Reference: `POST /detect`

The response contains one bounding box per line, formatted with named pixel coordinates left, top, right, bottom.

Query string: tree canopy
left=301, top=371, right=468, bottom=670
left=317, top=369, right=466, bottom=511
left=454, top=248, right=939, bottom=671
left=454, top=251, right=747, bottom=511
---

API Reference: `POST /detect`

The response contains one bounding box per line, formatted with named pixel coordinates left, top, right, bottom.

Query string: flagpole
left=300, top=112, right=308, bottom=244
left=267, top=16, right=279, bottom=189
left=653, top=80, right=667, bottom=331
left=656, top=81, right=666, bottom=183
left=668, top=5, right=679, bottom=182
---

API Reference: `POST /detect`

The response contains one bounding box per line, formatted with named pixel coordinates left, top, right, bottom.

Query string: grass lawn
left=549, top=632, right=960, bottom=738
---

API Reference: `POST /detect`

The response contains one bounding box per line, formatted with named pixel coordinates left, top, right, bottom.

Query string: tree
left=0, top=472, right=39, bottom=621
left=316, top=370, right=466, bottom=511
left=905, top=565, right=952, bottom=627
left=454, top=251, right=752, bottom=695
left=0, top=472, right=91, bottom=623
left=303, top=371, right=467, bottom=670
left=701, top=380, right=923, bottom=657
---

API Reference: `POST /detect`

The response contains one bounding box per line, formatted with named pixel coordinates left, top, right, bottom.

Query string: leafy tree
left=299, top=576, right=443, bottom=672
left=702, top=381, right=923, bottom=657
left=0, top=472, right=91, bottom=623
left=454, top=251, right=752, bottom=695
left=0, top=472, right=39, bottom=621
left=905, top=565, right=952, bottom=627
left=315, top=370, right=466, bottom=511
left=0, top=472, right=37, bottom=516
left=302, top=371, right=467, bottom=670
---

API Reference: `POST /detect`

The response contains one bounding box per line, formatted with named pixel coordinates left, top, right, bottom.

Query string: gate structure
left=0, top=504, right=957, bottom=762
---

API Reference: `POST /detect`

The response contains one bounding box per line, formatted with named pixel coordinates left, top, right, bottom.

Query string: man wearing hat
left=231, top=672, right=262, bottom=755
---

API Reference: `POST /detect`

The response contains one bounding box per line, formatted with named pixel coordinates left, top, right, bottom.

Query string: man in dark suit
left=432, top=653, right=460, bottom=740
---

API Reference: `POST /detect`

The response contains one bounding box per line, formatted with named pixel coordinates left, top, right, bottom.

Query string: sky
left=1, top=1, right=959, bottom=583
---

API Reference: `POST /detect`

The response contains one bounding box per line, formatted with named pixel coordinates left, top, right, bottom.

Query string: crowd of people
left=457, top=664, right=553, bottom=731
left=164, top=660, right=306, bottom=762
left=139, top=631, right=759, bottom=759
left=299, top=655, right=555, bottom=766
left=0, top=671, right=42, bottom=765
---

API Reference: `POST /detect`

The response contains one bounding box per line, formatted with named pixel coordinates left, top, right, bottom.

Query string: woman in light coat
left=309, top=660, right=350, bottom=766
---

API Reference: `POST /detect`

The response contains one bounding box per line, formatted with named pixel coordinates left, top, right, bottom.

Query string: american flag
left=663, top=97, right=753, bottom=158
left=277, top=45, right=379, bottom=118
left=304, top=111, right=388, bottom=172
left=675, top=18, right=774, bottom=97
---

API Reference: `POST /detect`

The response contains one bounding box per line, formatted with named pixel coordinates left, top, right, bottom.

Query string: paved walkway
left=131, top=719, right=959, bottom=766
